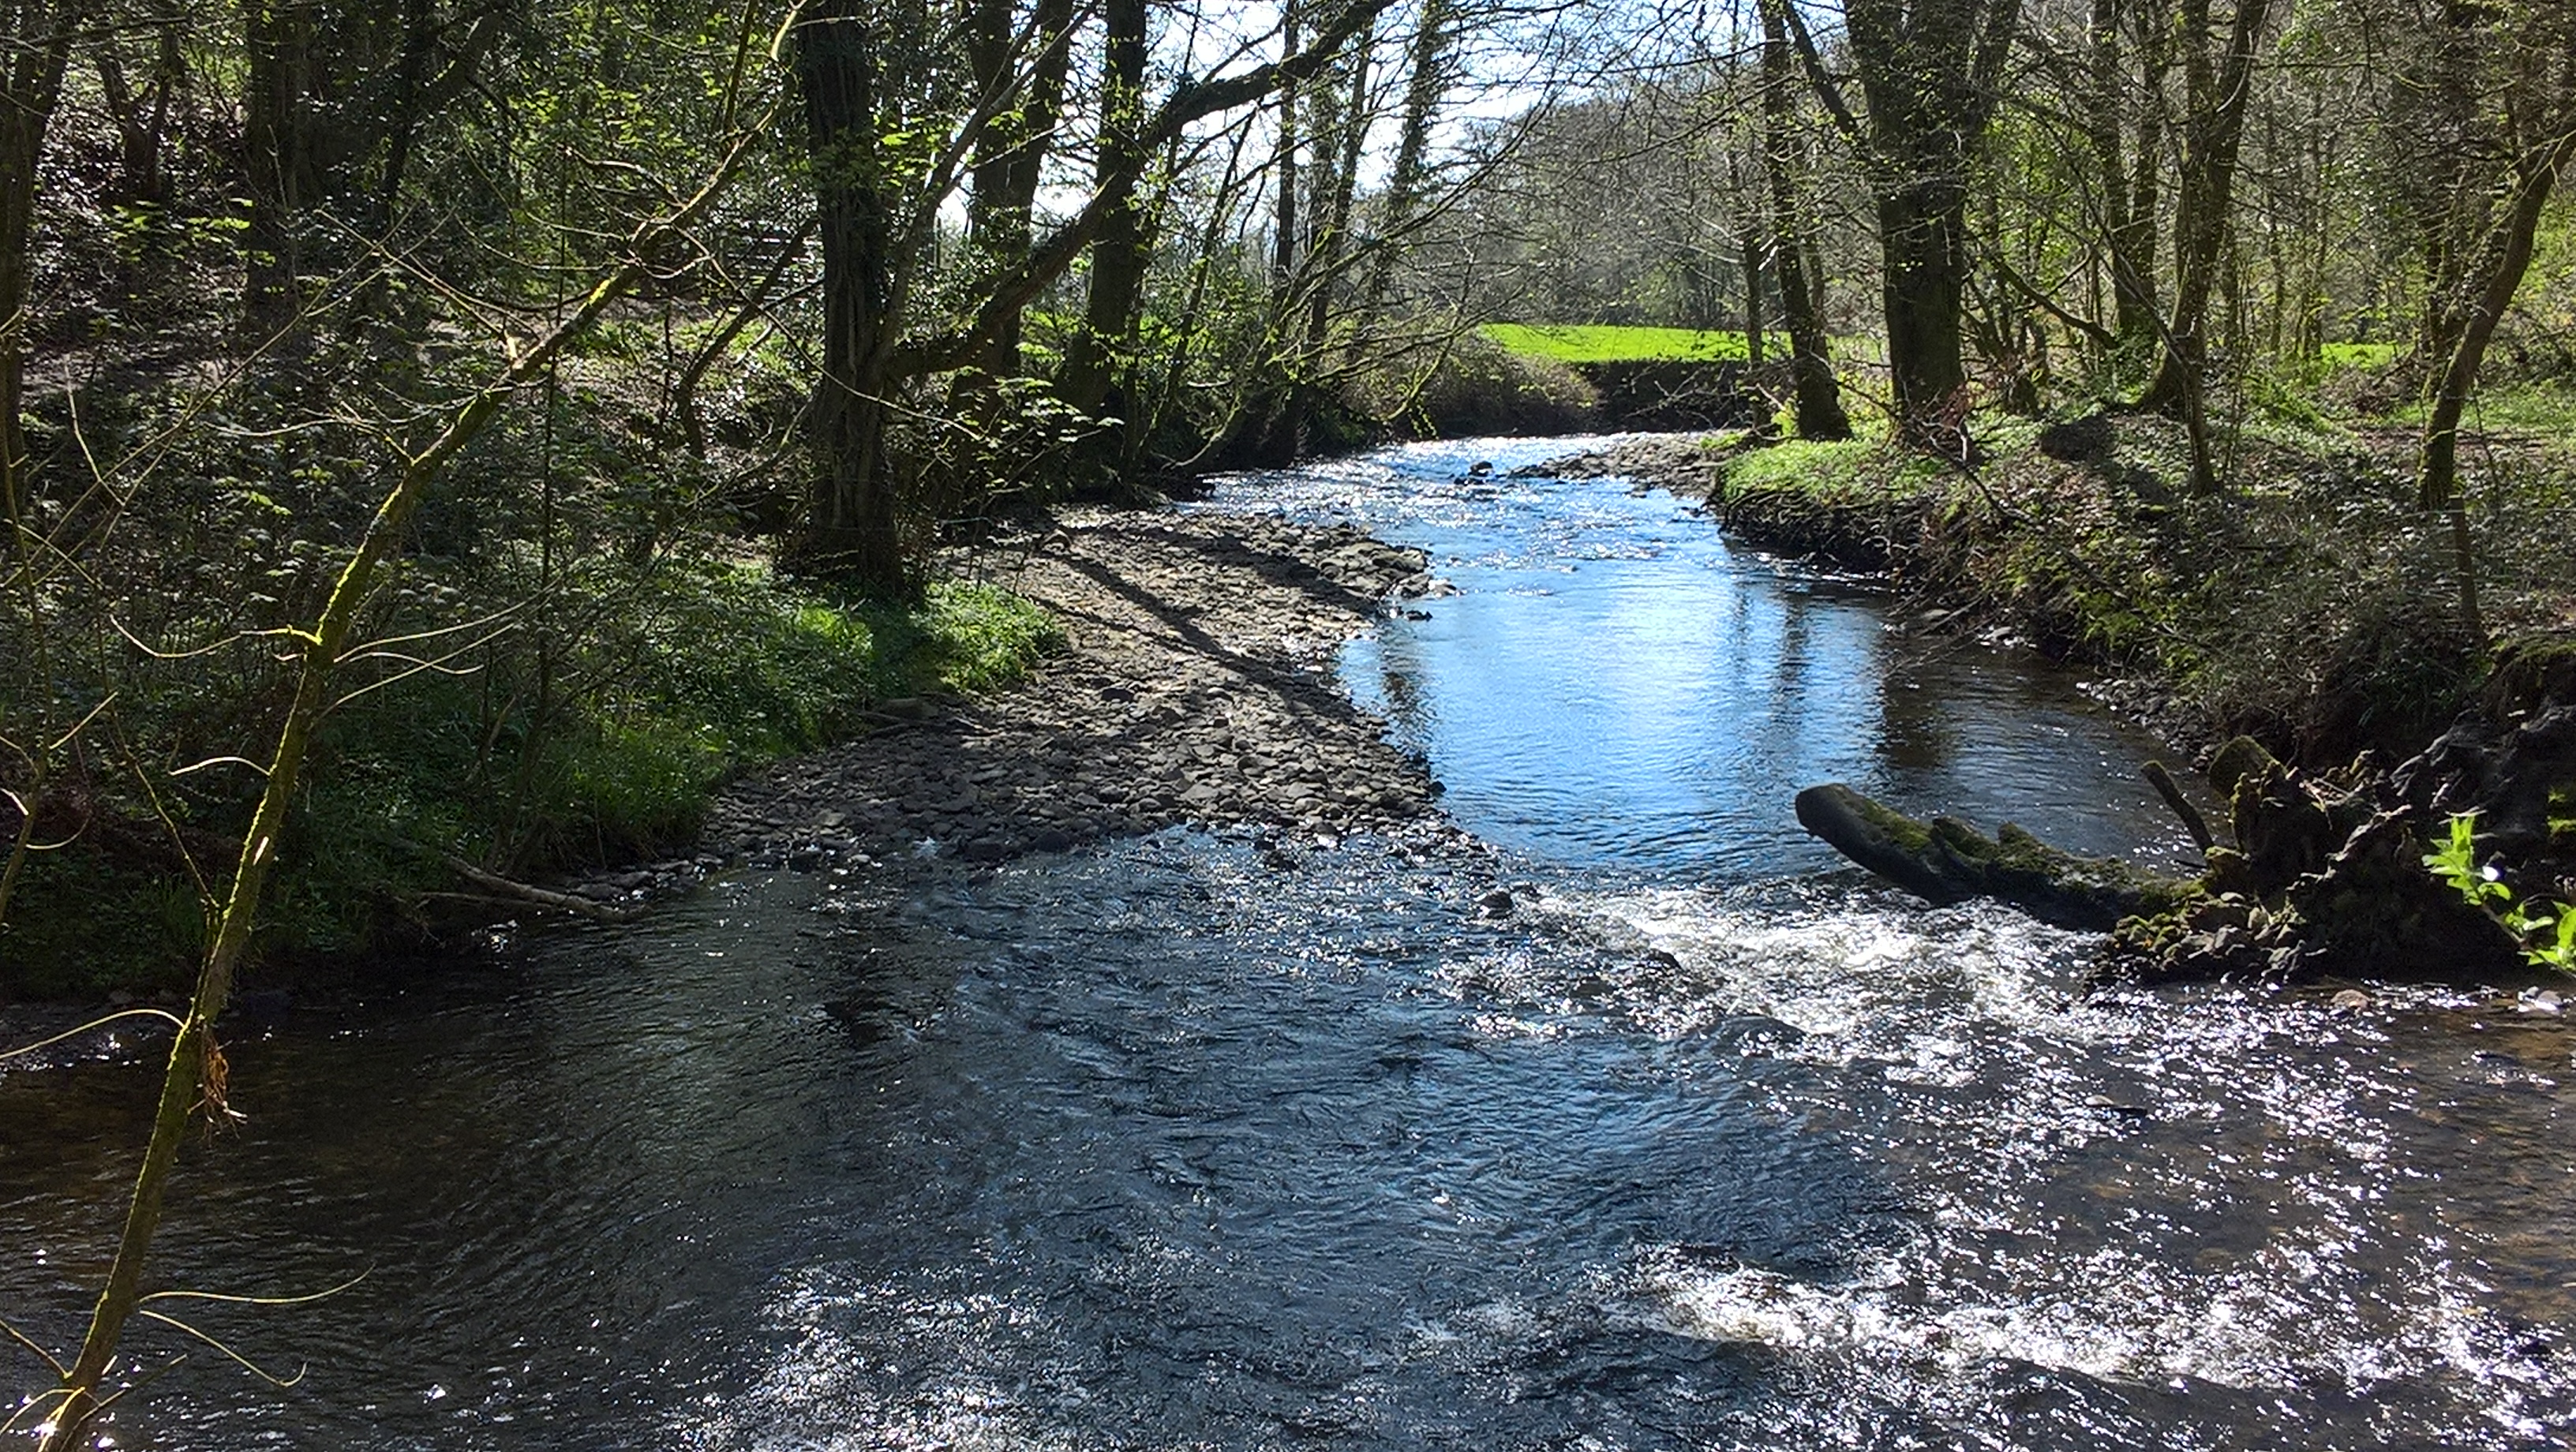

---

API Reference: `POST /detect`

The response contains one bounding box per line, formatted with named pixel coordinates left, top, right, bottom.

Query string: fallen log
left=1792, top=783, right=2189, bottom=931
left=1797, top=736, right=2532, bottom=981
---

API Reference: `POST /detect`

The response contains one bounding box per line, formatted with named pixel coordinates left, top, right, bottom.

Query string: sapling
left=2424, top=811, right=2576, bottom=971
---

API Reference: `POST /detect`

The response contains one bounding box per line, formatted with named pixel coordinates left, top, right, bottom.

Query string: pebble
left=701, top=512, right=1440, bottom=874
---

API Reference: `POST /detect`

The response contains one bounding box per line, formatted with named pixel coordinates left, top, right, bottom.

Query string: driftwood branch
left=439, top=855, right=643, bottom=922
left=2140, top=759, right=2213, bottom=851
left=1797, top=735, right=2531, bottom=982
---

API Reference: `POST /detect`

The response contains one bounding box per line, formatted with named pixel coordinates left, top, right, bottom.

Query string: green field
left=1484, top=324, right=1751, bottom=363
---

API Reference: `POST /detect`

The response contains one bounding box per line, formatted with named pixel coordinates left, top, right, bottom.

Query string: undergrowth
left=1, top=568, right=1061, bottom=998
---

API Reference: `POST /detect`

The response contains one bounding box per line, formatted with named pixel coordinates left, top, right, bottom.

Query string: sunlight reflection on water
left=5, top=440, right=2569, bottom=1451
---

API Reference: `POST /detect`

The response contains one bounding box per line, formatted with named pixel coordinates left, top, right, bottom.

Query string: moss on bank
left=0, top=571, right=1062, bottom=1000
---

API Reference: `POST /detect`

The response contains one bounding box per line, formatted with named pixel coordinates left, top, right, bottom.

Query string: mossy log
left=1793, top=783, right=2190, bottom=931
left=1798, top=735, right=2532, bottom=982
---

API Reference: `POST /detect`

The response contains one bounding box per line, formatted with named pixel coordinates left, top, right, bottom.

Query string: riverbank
left=0, top=503, right=1473, bottom=1006
left=1547, top=418, right=2572, bottom=762
left=698, top=511, right=1462, bottom=874
left=1540, top=420, right=2576, bottom=927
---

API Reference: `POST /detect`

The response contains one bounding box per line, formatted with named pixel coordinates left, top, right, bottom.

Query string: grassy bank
left=1, top=568, right=1061, bottom=1000
left=1709, top=411, right=2576, bottom=771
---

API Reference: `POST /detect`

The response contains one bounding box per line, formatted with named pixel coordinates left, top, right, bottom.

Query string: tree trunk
left=1277, top=38, right=1373, bottom=457
left=1305, top=38, right=1368, bottom=353
left=2091, top=0, right=2166, bottom=350
left=1, top=0, right=76, bottom=518
left=1739, top=227, right=1765, bottom=367
left=1814, top=0, right=2022, bottom=452
left=1878, top=175, right=1971, bottom=452
left=2136, top=0, right=2274, bottom=443
left=1058, top=0, right=1150, bottom=418
left=35, top=142, right=759, bottom=1450
left=2122, top=24, right=2166, bottom=346
left=2404, top=0, right=2488, bottom=391
left=965, top=0, right=1076, bottom=375
left=244, top=0, right=320, bottom=327
left=1359, top=0, right=1451, bottom=320
left=2418, top=130, right=2576, bottom=511
left=1765, top=136, right=1850, bottom=442
left=1270, top=2, right=1301, bottom=313
left=789, top=0, right=908, bottom=593
left=93, top=19, right=179, bottom=205
left=373, top=0, right=436, bottom=232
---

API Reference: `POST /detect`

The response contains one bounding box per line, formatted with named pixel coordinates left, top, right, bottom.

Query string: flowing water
left=6, top=439, right=2572, bottom=1450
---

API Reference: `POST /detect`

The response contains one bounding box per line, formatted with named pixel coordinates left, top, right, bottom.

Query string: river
left=6, top=438, right=2571, bottom=1449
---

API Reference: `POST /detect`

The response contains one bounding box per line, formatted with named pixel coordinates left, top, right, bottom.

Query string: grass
left=1709, top=408, right=2560, bottom=765
left=2388, top=379, right=2576, bottom=440
left=1, top=567, right=1065, bottom=998
left=1723, top=437, right=1932, bottom=504
left=1484, top=324, right=1750, bottom=365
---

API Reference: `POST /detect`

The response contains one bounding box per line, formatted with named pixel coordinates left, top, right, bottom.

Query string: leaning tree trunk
left=1759, top=0, right=1848, bottom=440
left=2418, top=52, right=2576, bottom=513
left=33, top=139, right=761, bottom=1451
left=2421, top=154, right=2573, bottom=510
left=2413, top=9, right=2576, bottom=648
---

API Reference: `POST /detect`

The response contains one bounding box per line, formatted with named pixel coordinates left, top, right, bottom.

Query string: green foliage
left=2389, top=380, right=2576, bottom=441
left=900, top=581, right=1068, bottom=694
left=1485, top=323, right=1750, bottom=365
left=2319, top=342, right=2401, bottom=372
left=0, top=855, right=207, bottom=998
left=2425, top=813, right=2508, bottom=905
left=2424, top=813, right=2576, bottom=971
left=0, top=554, right=1062, bottom=994
left=308, top=563, right=1064, bottom=882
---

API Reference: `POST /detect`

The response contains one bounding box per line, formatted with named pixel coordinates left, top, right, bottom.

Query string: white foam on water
left=676, top=1270, right=1096, bottom=1452
left=1639, top=1245, right=2553, bottom=1403
left=1542, top=881, right=2114, bottom=1055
